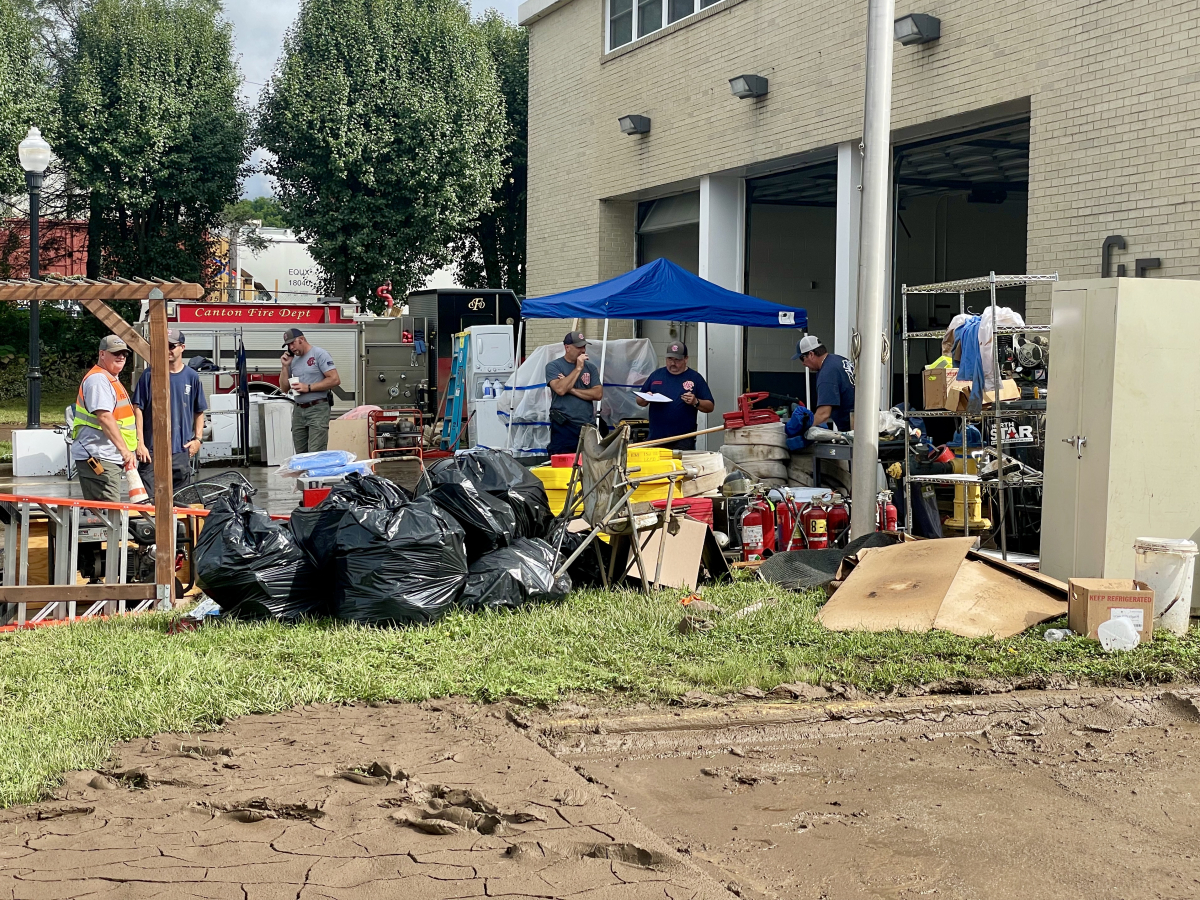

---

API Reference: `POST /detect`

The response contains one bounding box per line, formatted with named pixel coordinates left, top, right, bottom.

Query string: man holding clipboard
left=635, top=341, right=714, bottom=450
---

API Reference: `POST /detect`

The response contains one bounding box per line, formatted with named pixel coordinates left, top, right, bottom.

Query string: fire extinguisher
left=775, top=494, right=801, bottom=551
left=740, top=495, right=777, bottom=562
left=877, top=491, right=898, bottom=532
left=826, top=493, right=850, bottom=546
left=800, top=501, right=829, bottom=550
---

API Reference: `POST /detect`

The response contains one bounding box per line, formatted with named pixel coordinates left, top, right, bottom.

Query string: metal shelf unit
left=900, top=271, right=1058, bottom=559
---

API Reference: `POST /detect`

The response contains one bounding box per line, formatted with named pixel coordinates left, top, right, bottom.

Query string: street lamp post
left=18, top=126, right=51, bottom=429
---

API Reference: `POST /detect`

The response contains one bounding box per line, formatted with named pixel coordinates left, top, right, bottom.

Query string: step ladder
left=440, top=332, right=470, bottom=450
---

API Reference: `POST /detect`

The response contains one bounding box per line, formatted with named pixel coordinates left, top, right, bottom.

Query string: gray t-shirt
left=290, top=345, right=337, bottom=402
left=546, top=356, right=600, bottom=425
left=71, top=372, right=122, bottom=463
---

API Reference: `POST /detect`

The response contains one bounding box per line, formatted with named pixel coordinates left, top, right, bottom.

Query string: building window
left=611, top=0, right=713, bottom=50
left=668, top=0, right=693, bottom=23
left=610, top=0, right=633, bottom=47
left=637, top=0, right=663, bottom=38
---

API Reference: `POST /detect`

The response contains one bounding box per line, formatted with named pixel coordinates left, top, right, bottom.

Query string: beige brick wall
left=527, top=0, right=1200, bottom=337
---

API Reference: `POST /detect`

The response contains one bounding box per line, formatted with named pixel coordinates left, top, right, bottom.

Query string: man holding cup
left=280, top=328, right=341, bottom=453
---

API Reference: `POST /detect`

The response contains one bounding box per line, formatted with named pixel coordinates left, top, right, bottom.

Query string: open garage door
left=892, top=119, right=1030, bottom=403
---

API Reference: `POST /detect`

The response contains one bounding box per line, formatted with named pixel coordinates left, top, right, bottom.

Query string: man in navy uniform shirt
left=636, top=341, right=714, bottom=450
left=794, top=334, right=855, bottom=431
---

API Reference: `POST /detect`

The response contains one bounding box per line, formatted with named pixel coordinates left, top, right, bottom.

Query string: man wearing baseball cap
left=636, top=341, right=714, bottom=450
left=545, top=331, right=603, bottom=454
left=70, top=335, right=138, bottom=502
left=131, top=328, right=208, bottom=495
left=793, top=335, right=855, bottom=431
left=280, top=328, right=341, bottom=452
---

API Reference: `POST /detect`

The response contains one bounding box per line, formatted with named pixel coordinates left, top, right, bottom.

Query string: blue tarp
left=521, top=258, right=807, bottom=329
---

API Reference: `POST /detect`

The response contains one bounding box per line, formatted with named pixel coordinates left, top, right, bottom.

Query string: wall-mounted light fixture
left=893, top=13, right=940, bottom=45
left=729, top=75, right=768, bottom=99
left=618, top=114, right=651, bottom=135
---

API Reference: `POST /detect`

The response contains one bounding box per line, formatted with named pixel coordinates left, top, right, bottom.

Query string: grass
left=0, top=441, right=9, bottom=463
left=2, top=579, right=1200, bottom=807
left=0, top=393, right=76, bottom=427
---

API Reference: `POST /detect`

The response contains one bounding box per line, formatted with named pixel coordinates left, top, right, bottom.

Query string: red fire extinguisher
left=877, top=491, right=898, bottom=532
left=740, top=495, right=777, bottom=562
left=827, top=493, right=850, bottom=545
left=801, top=501, right=829, bottom=550
left=775, top=494, right=801, bottom=551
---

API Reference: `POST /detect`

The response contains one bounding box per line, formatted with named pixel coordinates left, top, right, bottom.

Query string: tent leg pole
left=506, top=320, right=523, bottom=451
left=597, top=318, right=609, bottom=426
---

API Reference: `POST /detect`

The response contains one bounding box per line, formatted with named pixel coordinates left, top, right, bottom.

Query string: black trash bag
left=458, top=538, right=572, bottom=612
left=426, top=481, right=519, bottom=562
left=422, top=450, right=553, bottom=539
left=290, top=473, right=410, bottom=574
left=195, top=485, right=328, bottom=620
left=334, top=495, right=469, bottom=626
left=544, top=520, right=610, bottom=589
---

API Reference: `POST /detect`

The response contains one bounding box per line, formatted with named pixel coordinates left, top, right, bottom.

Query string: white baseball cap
left=792, top=335, right=822, bottom=359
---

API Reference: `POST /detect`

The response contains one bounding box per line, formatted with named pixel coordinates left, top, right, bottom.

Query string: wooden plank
left=0, top=282, right=203, bottom=302
left=78, top=298, right=152, bottom=361
left=0, top=584, right=157, bottom=603
left=149, top=294, right=175, bottom=608
left=966, top=549, right=1069, bottom=597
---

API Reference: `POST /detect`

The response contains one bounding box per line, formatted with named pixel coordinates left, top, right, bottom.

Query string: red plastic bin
left=551, top=453, right=578, bottom=468
left=650, top=496, right=713, bottom=527
left=303, top=487, right=332, bottom=507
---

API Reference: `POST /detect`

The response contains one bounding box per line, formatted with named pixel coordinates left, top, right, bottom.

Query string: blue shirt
left=815, top=353, right=855, bottom=431
left=131, top=367, right=208, bottom=456
left=641, top=366, right=714, bottom=449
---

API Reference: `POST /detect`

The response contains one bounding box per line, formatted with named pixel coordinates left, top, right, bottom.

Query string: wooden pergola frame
left=0, top=276, right=205, bottom=609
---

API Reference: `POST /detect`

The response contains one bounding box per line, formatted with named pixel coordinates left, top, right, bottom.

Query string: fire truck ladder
left=440, top=333, right=470, bottom=450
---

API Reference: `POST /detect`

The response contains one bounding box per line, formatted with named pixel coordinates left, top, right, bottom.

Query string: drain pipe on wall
left=849, top=0, right=896, bottom=539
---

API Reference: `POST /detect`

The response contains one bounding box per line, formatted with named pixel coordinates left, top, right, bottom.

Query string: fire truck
left=163, top=298, right=363, bottom=411
left=157, top=289, right=521, bottom=415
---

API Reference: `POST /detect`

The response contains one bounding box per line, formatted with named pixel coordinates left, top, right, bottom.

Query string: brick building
left=518, top=0, right=1197, bottom=415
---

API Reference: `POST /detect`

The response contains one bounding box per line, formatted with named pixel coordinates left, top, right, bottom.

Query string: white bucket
left=1133, top=537, right=1199, bottom=637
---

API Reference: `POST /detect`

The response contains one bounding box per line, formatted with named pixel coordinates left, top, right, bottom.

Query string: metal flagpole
left=849, top=0, right=897, bottom=538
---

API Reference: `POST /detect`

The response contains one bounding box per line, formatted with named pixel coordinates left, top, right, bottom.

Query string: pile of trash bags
left=195, top=450, right=569, bottom=627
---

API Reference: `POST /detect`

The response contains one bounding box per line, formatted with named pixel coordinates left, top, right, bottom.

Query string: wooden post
left=148, top=288, right=174, bottom=608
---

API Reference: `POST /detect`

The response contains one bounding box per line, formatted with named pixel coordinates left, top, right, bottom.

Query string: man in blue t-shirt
left=131, top=328, right=208, bottom=496
left=794, top=335, right=855, bottom=431
left=636, top=341, right=714, bottom=450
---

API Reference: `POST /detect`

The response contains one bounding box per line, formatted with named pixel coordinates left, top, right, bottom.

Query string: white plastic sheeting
left=498, top=338, right=658, bottom=456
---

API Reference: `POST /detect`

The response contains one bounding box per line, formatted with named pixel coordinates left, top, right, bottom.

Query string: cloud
left=228, top=0, right=521, bottom=197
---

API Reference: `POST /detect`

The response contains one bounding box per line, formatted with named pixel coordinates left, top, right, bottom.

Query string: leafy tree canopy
left=259, top=0, right=507, bottom=304
left=0, top=0, right=53, bottom=199
left=56, top=0, right=249, bottom=285
left=453, top=11, right=526, bottom=296
left=226, top=196, right=290, bottom=229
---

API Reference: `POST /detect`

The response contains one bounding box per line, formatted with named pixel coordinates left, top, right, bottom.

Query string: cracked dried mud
left=4, top=688, right=1200, bottom=898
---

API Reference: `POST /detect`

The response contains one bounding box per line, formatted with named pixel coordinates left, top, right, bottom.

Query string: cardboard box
left=1068, top=578, right=1155, bottom=643
left=941, top=377, right=1021, bottom=413
left=328, top=417, right=370, bottom=460
left=922, top=367, right=958, bottom=410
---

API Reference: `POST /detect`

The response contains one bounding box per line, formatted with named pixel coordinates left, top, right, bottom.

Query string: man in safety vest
left=70, top=335, right=138, bottom=502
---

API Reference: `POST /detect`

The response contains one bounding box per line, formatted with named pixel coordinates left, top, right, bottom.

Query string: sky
left=226, top=0, right=522, bottom=198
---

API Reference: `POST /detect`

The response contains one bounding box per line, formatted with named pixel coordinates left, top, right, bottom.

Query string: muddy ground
left=3, top=689, right=1200, bottom=899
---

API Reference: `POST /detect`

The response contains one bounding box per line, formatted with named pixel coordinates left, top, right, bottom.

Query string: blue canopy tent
left=505, top=258, right=808, bottom=450
left=521, top=258, right=807, bottom=329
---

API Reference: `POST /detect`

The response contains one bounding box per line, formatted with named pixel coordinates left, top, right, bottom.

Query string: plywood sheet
left=817, top=537, right=977, bottom=632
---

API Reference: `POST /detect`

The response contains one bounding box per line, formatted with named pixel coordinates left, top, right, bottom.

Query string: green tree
left=0, top=0, right=52, bottom=199
left=56, top=0, right=249, bottom=285
left=453, top=11, right=526, bottom=295
left=259, top=0, right=507, bottom=304
left=226, top=196, right=290, bottom=229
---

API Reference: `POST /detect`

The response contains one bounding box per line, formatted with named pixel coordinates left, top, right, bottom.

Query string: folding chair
left=552, top=424, right=687, bottom=592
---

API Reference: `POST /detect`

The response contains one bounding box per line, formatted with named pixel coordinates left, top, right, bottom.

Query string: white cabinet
left=1041, top=278, right=1200, bottom=610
